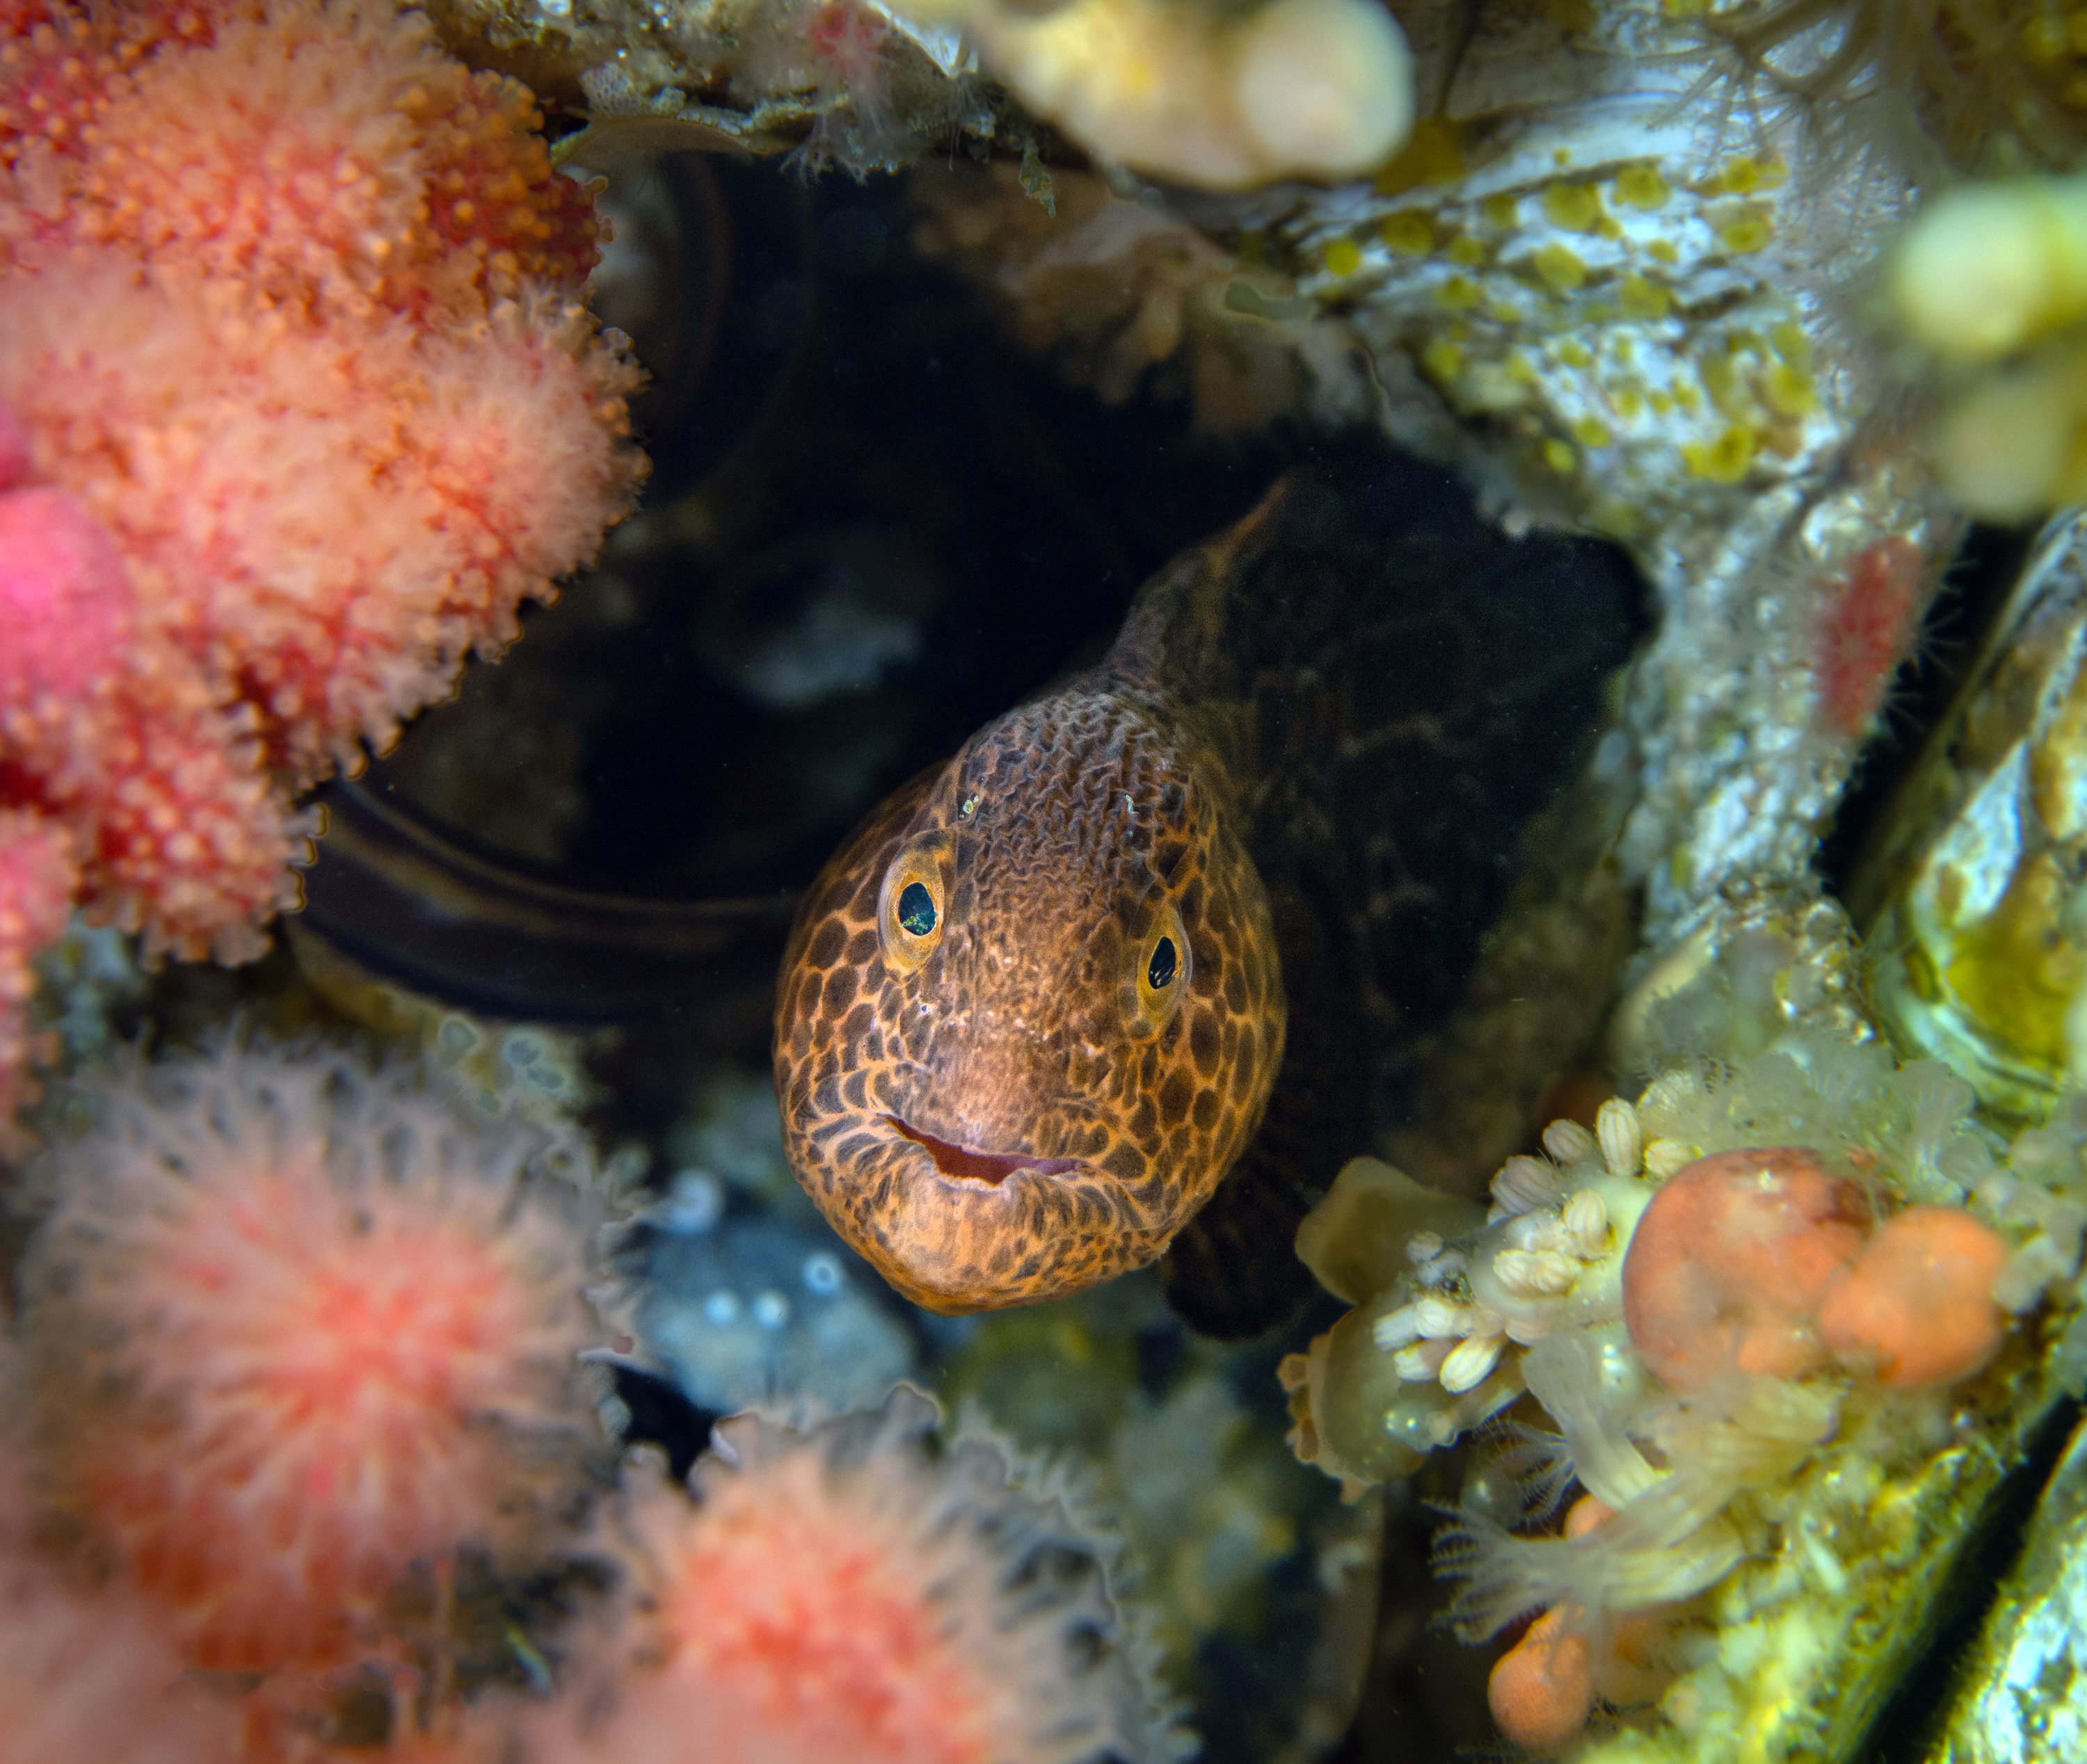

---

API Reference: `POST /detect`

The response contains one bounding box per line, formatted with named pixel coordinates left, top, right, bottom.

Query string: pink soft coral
left=0, top=1551, right=246, bottom=1764
left=513, top=1389, right=1184, bottom=1764
left=0, top=0, right=644, bottom=1137
left=3, top=0, right=600, bottom=319
left=0, top=810, right=73, bottom=1153
left=17, top=1041, right=608, bottom=1672
left=0, top=406, right=300, bottom=961
left=3, top=265, right=639, bottom=780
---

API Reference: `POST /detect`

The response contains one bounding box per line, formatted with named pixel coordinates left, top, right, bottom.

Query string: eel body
left=773, top=454, right=1639, bottom=1335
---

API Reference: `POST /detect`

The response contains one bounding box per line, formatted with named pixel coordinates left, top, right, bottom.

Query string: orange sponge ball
left=1488, top=1607, right=1596, bottom=1752
left=1622, top=1146, right=1871, bottom=1390
left=1819, top=1205, right=2012, bottom=1388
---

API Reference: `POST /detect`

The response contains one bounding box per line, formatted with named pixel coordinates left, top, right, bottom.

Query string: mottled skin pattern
left=776, top=456, right=1641, bottom=1332
left=773, top=677, right=1284, bottom=1313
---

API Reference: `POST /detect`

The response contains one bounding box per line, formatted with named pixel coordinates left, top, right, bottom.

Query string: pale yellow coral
left=1886, top=175, right=2087, bottom=518
left=929, top=0, right=1412, bottom=190
left=1890, top=177, right=2087, bottom=363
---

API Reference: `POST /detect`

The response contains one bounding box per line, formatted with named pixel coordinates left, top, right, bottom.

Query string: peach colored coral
left=517, top=1388, right=1183, bottom=1764
left=0, top=0, right=644, bottom=1137
left=0, top=433, right=300, bottom=961
left=1, top=266, right=641, bottom=778
left=0, top=1550, right=246, bottom=1764
left=3, top=0, right=598, bottom=318
left=17, top=1041, right=608, bottom=1672
left=0, top=811, right=74, bottom=1153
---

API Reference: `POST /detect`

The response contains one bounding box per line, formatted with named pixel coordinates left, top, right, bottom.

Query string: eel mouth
left=885, top=1116, right=1084, bottom=1187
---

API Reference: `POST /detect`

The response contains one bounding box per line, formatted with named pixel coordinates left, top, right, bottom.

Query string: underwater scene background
left=9, top=0, right=2087, bottom=1760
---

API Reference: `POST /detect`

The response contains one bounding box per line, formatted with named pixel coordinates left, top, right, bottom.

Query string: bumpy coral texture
left=0, top=451, right=297, bottom=960
left=0, top=812, right=74, bottom=1152
left=0, top=0, right=643, bottom=1130
left=2, top=267, right=639, bottom=783
left=520, top=1387, right=1185, bottom=1764
left=17, top=1041, right=607, bottom=1672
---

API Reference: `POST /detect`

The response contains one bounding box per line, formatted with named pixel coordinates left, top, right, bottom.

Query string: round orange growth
left=1489, top=1607, right=1596, bottom=1752
left=1819, top=1205, right=2012, bottom=1388
left=18, top=1042, right=605, bottom=1671
left=533, top=1389, right=1178, bottom=1764
left=1622, top=1146, right=1870, bottom=1390
left=1551, top=1496, right=1669, bottom=1710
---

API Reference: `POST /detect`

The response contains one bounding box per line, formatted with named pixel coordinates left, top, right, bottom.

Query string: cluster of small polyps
left=0, top=1039, right=1180, bottom=1764
left=1282, top=1036, right=2087, bottom=1754
left=0, top=0, right=647, bottom=1148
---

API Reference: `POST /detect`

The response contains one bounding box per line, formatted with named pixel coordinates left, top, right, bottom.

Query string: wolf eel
left=774, top=454, right=1639, bottom=1336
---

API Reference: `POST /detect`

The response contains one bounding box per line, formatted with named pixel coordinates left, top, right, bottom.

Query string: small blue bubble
left=703, top=1291, right=742, bottom=1326
left=662, top=1171, right=725, bottom=1234
left=751, top=1290, right=790, bottom=1330
left=802, top=1253, right=843, bottom=1295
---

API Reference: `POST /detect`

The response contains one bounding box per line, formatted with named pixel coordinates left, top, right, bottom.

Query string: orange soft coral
left=0, top=412, right=301, bottom=959
left=17, top=1041, right=608, bottom=1671
left=7, top=0, right=599, bottom=320
left=518, top=1388, right=1183, bottom=1764
left=1, top=266, right=640, bottom=778
left=0, top=0, right=642, bottom=783
left=0, top=0, right=643, bottom=1133
left=0, top=810, right=73, bottom=1150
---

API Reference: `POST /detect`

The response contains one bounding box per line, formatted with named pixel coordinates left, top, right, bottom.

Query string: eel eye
left=897, top=882, right=936, bottom=936
left=878, top=833, right=952, bottom=976
left=1133, top=901, right=1191, bottom=1034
